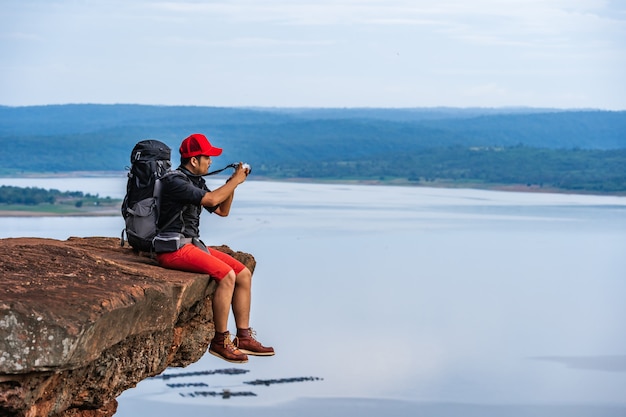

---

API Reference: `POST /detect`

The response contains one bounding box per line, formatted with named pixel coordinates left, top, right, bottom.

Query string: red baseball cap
left=179, top=133, right=223, bottom=158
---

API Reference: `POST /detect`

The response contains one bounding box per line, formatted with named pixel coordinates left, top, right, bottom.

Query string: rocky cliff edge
left=0, top=237, right=255, bottom=417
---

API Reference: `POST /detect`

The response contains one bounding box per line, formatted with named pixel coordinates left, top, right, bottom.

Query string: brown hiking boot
left=234, top=328, right=275, bottom=356
left=209, top=331, right=248, bottom=363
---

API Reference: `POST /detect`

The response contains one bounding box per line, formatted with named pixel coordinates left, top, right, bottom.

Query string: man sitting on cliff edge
left=155, top=133, right=274, bottom=364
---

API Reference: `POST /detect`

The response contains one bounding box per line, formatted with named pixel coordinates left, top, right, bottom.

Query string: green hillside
left=0, top=104, right=625, bottom=193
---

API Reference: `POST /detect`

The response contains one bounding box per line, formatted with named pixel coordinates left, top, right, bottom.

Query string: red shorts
left=156, top=244, right=246, bottom=281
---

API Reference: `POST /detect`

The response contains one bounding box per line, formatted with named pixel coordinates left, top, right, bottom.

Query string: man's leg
left=158, top=245, right=273, bottom=359
left=210, top=269, right=249, bottom=363
left=157, top=245, right=249, bottom=363
left=232, top=267, right=252, bottom=330
left=231, top=268, right=275, bottom=356
left=212, top=270, right=236, bottom=333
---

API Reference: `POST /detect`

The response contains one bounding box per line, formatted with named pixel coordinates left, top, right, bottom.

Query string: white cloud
left=0, top=0, right=624, bottom=108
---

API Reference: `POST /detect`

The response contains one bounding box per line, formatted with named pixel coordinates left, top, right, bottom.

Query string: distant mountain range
left=1, top=104, right=625, bottom=193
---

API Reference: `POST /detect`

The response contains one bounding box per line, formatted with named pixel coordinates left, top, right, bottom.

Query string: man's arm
left=213, top=191, right=234, bottom=217
left=199, top=163, right=248, bottom=216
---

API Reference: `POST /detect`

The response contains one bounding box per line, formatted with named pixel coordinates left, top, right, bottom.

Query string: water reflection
left=1, top=179, right=625, bottom=415
left=151, top=368, right=323, bottom=400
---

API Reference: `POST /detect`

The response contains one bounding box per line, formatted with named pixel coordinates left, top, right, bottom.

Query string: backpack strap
left=157, top=209, right=184, bottom=234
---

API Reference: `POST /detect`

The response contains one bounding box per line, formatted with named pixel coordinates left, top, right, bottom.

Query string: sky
left=1, top=0, right=625, bottom=109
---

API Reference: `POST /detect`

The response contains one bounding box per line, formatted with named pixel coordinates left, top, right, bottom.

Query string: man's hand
left=231, top=162, right=249, bottom=184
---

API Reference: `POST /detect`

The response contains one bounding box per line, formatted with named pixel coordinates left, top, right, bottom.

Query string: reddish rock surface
left=0, top=237, right=255, bottom=417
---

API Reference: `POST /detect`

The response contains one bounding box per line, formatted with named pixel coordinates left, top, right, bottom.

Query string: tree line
left=253, top=146, right=626, bottom=193
left=0, top=185, right=109, bottom=206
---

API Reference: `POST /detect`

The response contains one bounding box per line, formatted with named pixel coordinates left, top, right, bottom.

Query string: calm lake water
left=1, top=176, right=625, bottom=416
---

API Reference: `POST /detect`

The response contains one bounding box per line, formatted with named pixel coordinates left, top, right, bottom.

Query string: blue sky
left=1, top=0, right=625, bottom=109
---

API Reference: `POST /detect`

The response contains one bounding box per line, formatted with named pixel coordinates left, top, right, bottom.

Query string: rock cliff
left=0, top=237, right=255, bottom=417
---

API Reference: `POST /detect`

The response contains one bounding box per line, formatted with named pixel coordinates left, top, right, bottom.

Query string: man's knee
left=238, top=267, right=252, bottom=279
left=218, top=270, right=237, bottom=288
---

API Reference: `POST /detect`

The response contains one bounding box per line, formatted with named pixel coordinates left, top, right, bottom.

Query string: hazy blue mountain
left=1, top=105, right=624, bottom=192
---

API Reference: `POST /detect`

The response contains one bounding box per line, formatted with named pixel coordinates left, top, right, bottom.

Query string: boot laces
left=235, top=328, right=259, bottom=346
left=222, top=335, right=238, bottom=352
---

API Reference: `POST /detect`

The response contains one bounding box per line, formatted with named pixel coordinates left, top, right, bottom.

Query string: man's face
left=191, top=155, right=212, bottom=175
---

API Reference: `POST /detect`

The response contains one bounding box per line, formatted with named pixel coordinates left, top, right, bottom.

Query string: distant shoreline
left=1, top=170, right=624, bottom=196
left=253, top=176, right=626, bottom=197
left=0, top=209, right=120, bottom=217
left=0, top=171, right=128, bottom=179
left=1, top=173, right=624, bottom=218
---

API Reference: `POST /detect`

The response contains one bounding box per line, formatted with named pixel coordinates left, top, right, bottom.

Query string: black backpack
left=120, top=139, right=175, bottom=252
